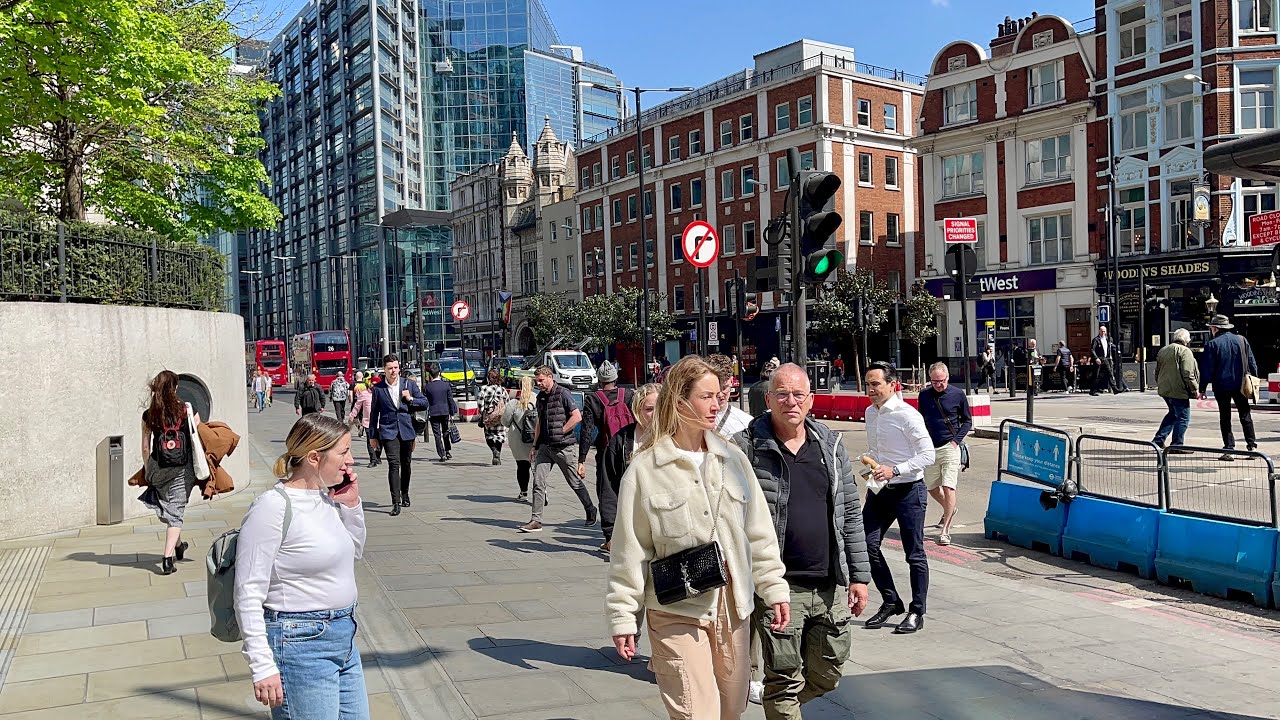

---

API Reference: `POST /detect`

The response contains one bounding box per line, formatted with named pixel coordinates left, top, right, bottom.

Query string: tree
left=901, top=280, right=940, bottom=380
left=524, top=292, right=581, bottom=348
left=525, top=288, right=680, bottom=353
left=0, top=0, right=281, bottom=240
left=812, top=267, right=897, bottom=377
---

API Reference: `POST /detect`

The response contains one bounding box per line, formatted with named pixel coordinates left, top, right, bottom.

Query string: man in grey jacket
left=735, top=363, right=871, bottom=719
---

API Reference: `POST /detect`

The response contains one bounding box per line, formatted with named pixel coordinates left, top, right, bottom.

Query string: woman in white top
left=606, top=356, right=790, bottom=719
left=234, top=413, right=369, bottom=719
left=501, top=375, right=538, bottom=501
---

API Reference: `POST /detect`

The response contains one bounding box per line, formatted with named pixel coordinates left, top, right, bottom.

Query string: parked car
left=438, top=357, right=482, bottom=396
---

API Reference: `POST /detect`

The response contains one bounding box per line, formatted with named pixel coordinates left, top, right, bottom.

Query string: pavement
left=0, top=393, right=1279, bottom=719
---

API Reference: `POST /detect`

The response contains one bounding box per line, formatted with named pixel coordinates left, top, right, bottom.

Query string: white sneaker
left=748, top=680, right=764, bottom=705
left=939, top=533, right=952, bottom=546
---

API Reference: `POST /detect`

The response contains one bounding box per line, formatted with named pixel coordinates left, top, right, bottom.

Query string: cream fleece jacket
left=605, top=430, right=789, bottom=637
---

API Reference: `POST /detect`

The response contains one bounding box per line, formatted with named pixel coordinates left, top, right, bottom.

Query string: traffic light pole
left=959, top=256, right=973, bottom=395
left=790, top=158, right=806, bottom=365
left=734, top=270, right=745, bottom=409
left=1138, top=269, right=1147, bottom=391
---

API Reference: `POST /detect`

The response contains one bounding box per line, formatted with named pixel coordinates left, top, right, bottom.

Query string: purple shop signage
left=925, top=268, right=1057, bottom=298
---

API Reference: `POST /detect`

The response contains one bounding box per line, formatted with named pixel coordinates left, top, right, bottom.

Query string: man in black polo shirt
left=735, top=363, right=871, bottom=719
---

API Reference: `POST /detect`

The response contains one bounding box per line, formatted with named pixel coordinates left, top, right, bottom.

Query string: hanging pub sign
left=1192, top=180, right=1211, bottom=225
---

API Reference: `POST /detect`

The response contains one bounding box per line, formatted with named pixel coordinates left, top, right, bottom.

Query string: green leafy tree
left=524, top=292, right=582, bottom=348
left=901, top=281, right=940, bottom=378
left=812, top=267, right=897, bottom=377
left=0, top=0, right=281, bottom=240
left=578, top=288, right=679, bottom=349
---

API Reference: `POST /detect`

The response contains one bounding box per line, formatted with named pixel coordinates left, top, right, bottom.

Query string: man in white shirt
left=707, top=354, right=753, bottom=437
left=862, top=361, right=935, bottom=634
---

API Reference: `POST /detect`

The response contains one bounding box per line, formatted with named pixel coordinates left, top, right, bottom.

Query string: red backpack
left=596, top=388, right=635, bottom=440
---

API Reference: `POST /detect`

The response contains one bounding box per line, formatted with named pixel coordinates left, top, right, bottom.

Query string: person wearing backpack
left=501, top=375, right=538, bottom=501
left=478, top=369, right=510, bottom=465
left=234, top=413, right=367, bottom=718
left=578, top=361, right=634, bottom=549
left=329, top=374, right=351, bottom=422
left=139, top=370, right=202, bottom=576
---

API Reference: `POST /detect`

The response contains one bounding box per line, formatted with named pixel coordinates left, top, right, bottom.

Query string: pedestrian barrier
left=969, top=393, right=992, bottom=427
left=984, top=419, right=1073, bottom=555
left=457, top=401, right=479, bottom=421
left=1156, top=513, right=1277, bottom=607
left=810, top=393, right=834, bottom=418
left=1164, top=447, right=1277, bottom=527
left=1268, top=372, right=1280, bottom=403
left=1060, top=436, right=1164, bottom=578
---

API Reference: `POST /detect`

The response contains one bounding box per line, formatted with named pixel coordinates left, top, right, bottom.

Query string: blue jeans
left=265, top=605, right=369, bottom=720
left=1153, top=397, right=1191, bottom=447
left=256, top=391, right=267, bottom=412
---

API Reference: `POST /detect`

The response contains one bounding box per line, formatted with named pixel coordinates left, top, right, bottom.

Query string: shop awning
left=1204, top=129, right=1280, bottom=181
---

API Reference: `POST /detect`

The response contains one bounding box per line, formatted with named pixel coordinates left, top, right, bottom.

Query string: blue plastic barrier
left=1274, top=533, right=1280, bottom=610
left=984, top=481, right=1067, bottom=555
left=1061, top=496, right=1161, bottom=579
left=1155, top=513, right=1277, bottom=608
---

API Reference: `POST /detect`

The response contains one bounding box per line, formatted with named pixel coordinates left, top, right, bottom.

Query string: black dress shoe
left=401, top=495, right=411, bottom=508
left=894, top=612, right=924, bottom=634
left=175, top=541, right=189, bottom=562
left=863, top=602, right=905, bottom=629
left=390, top=504, right=401, bottom=517
left=160, top=556, right=176, bottom=575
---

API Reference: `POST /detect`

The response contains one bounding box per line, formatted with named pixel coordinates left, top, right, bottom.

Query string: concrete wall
left=0, top=302, right=248, bottom=540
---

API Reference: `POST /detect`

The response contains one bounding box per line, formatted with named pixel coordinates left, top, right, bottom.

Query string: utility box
left=96, top=435, right=124, bottom=525
left=807, top=361, right=833, bottom=393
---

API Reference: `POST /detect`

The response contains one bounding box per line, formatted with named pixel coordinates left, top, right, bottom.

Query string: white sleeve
left=234, top=491, right=287, bottom=683
left=336, top=502, right=366, bottom=559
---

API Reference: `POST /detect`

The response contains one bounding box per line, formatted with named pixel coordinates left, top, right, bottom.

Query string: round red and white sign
left=450, top=300, right=471, bottom=322
left=682, top=221, right=719, bottom=269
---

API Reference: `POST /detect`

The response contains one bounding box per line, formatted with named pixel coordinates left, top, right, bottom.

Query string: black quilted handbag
left=650, top=464, right=729, bottom=605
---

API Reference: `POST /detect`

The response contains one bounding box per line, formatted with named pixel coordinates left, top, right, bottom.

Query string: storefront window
left=976, top=298, right=1037, bottom=348
left=1168, top=179, right=1203, bottom=250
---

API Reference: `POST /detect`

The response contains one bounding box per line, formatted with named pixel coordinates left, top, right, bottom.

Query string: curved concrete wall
left=0, top=302, right=249, bottom=540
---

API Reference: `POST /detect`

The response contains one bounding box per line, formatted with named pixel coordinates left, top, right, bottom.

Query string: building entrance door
left=1065, top=308, right=1091, bottom=358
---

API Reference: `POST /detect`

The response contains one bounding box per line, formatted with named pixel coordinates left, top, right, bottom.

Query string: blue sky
left=266, top=0, right=1093, bottom=84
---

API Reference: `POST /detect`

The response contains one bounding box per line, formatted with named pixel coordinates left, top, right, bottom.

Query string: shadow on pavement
left=488, top=538, right=604, bottom=557
left=447, top=494, right=525, bottom=504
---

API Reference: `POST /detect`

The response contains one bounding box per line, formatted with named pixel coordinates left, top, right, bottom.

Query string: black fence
left=0, top=215, right=224, bottom=311
left=1164, top=446, right=1278, bottom=527
left=1074, top=435, right=1163, bottom=508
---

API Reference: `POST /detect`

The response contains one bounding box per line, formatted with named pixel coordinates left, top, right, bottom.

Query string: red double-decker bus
left=291, top=330, right=353, bottom=391
left=246, top=340, right=289, bottom=386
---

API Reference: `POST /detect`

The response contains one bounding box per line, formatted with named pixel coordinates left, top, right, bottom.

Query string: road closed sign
left=682, top=221, right=719, bottom=268
left=943, top=218, right=979, bottom=244
left=1249, top=209, right=1280, bottom=246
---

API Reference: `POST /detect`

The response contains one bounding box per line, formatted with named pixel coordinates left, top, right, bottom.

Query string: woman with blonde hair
left=234, top=413, right=369, bottom=719
left=598, top=383, right=660, bottom=553
left=501, top=374, right=538, bottom=501
left=607, top=356, right=790, bottom=719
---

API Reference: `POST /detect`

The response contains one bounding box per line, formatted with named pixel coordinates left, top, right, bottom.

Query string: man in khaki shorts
left=917, top=362, right=971, bottom=545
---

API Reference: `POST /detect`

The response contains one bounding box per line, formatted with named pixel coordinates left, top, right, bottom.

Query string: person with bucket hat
left=1198, top=314, right=1258, bottom=459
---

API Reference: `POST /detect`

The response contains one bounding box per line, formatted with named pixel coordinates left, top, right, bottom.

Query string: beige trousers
left=646, top=586, right=750, bottom=720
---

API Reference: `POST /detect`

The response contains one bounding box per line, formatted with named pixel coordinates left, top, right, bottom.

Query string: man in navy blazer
left=368, top=354, right=428, bottom=516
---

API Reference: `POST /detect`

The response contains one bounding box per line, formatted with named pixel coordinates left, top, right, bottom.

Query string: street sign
left=1098, top=303, right=1111, bottom=324
left=708, top=321, right=719, bottom=345
left=943, top=217, right=979, bottom=244
left=450, top=300, right=471, bottom=322
left=1249, top=209, right=1280, bottom=246
left=1005, top=425, right=1069, bottom=485
left=682, top=221, right=719, bottom=269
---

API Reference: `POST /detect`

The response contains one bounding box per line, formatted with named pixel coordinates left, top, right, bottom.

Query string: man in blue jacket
left=1198, top=315, right=1258, bottom=459
left=369, top=354, right=429, bottom=516
left=917, top=362, right=971, bottom=546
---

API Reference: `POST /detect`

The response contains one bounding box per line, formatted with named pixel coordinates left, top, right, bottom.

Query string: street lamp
left=272, top=255, right=295, bottom=343
left=1206, top=292, right=1219, bottom=313
left=240, top=269, right=262, bottom=343
left=1183, top=73, right=1211, bottom=88
left=580, top=81, right=694, bottom=380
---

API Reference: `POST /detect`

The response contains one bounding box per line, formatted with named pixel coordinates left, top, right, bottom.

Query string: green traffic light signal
left=794, top=170, right=843, bottom=284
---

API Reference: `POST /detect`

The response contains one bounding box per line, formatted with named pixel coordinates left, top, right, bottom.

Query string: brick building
left=915, top=13, right=1102, bottom=369
left=570, top=40, right=925, bottom=370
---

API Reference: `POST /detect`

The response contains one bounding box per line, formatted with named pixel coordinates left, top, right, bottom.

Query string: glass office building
left=524, top=49, right=624, bottom=154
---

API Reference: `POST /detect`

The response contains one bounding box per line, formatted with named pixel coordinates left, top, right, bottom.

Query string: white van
left=535, top=349, right=598, bottom=391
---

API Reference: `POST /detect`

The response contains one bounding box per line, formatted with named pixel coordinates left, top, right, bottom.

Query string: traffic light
left=794, top=171, right=843, bottom=283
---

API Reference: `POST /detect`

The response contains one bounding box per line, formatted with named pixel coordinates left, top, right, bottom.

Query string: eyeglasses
left=771, top=392, right=810, bottom=404
left=930, top=379, right=948, bottom=385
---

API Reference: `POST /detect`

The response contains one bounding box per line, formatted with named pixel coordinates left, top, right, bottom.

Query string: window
left=1119, top=91, right=1148, bottom=151
left=974, top=220, right=988, bottom=270
left=741, top=166, right=756, bottom=194
left=627, top=194, right=637, bottom=222
left=721, top=170, right=734, bottom=200
left=668, top=136, right=680, bottom=161
left=643, top=190, right=653, bottom=217
left=886, top=213, right=901, bottom=246
left=1026, top=134, right=1071, bottom=183
left=690, top=178, right=703, bottom=206
left=642, top=145, right=652, bottom=169
left=550, top=222, right=557, bottom=241
left=885, top=157, right=899, bottom=188
left=860, top=211, right=874, bottom=245
left=775, top=102, right=791, bottom=132
left=567, top=255, right=575, bottom=282
left=626, top=151, right=635, bottom=174
left=1028, top=213, right=1074, bottom=264
left=741, top=221, right=756, bottom=253
left=798, top=95, right=813, bottom=126
left=551, top=258, right=559, bottom=284
left=612, top=198, right=622, bottom=225
left=859, top=153, right=873, bottom=185
left=670, top=183, right=682, bottom=211
left=799, top=150, right=815, bottom=170
left=584, top=251, right=593, bottom=278
left=1029, top=61, right=1064, bottom=106
left=1118, top=4, right=1147, bottom=59
left=776, top=156, right=791, bottom=187
left=720, top=119, right=733, bottom=147
left=888, top=271, right=901, bottom=293
left=1243, top=180, right=1278, bottom=243
left=942, top=152, right=984, bottom=196
left=1169, top=179, right=1204, bottom=250
left=581, top=167, right=590, bottom=188
left=740, top=114, right=754, bottom=141
left=1163, top=0, right=1192, bottom=44
left=611, top=156, right=620, bottom=179
left=614, top=245, right=623, bottom=272
left=1240, top=0, right=1273, bottom=31
left=592, top=163, right=601, bottom=185
left=646, top=238, right=654, bottom=267
left=594, top=205, right=603, bottom=228
left=1240, top=68, right=1276, bottom=131
left=884, top=104, right=898, bottom=132
left=1117, top=188, right=1146, bottom=254
left=674, top=287, right=685, bottom=312
left=721, top=224, right=737, bottom=255
left=1164, top=80, right=1195, bottom=142
left=689, top=129, right=702, bottom=155
left=582, top=208, right=592, bottom=232
left=857, top=99, right=871, bottom=127
left=944, top=82, right=978, bottom=125
left=671, top=234, right=684, bottom=263
left=629, top=241, right=638, bottom=268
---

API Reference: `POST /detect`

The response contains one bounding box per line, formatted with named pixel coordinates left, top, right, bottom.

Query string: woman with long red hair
left=140, top=370, right=200, bottom=575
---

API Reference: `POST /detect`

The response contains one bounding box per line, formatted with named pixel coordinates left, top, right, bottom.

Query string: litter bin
left=96, top=435, right=124, bottom=525
left=807, top=361, right=833, bottom=393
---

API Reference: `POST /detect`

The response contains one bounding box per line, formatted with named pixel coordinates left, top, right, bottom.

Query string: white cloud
left=931, top=0, right=951, bottom=6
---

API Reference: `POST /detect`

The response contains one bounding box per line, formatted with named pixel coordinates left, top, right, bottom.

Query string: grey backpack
left=207, top=486, right=292, bottom=642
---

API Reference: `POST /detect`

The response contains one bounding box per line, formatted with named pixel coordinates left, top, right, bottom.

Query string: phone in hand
left=329, top=470, right=355, bottom=495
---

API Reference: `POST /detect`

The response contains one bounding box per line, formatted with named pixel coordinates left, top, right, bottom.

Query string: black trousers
left=332, top=400, right=347, bottom=421
left=1216, top=389, right=1257, bottom=450
left=429, top=415, right=452, bottom=458
left=863, top=480, right=929, bottom=615
left=1091, top=359, right=1119, bottom=393
left=593, top=449, right=619, bottom=542
left=515, top=459, right=531, bottom=494
left=383, top=437, right=415, bottom=502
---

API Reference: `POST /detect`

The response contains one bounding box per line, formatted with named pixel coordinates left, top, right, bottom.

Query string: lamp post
left=240, top=269, right=262, bottom=343
left=581, top=81, right=694, bottom=380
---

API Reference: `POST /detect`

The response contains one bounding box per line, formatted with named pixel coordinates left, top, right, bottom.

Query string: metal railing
left=1074, top=435, right=1164, bottom=508
left=0, top=215, right=225, bottom=311
left=1164, top=447, right=1278, bottom=528
left=996, top=418, right=1073, bottom=488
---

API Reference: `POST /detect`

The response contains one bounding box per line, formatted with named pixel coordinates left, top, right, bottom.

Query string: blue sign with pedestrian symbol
left=1006, top=425, right=1068, bottom=485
